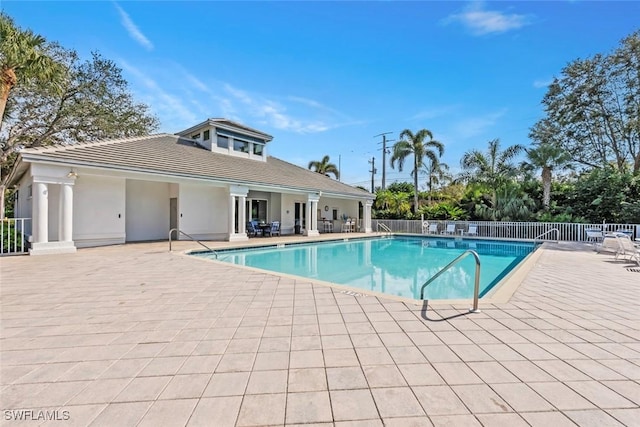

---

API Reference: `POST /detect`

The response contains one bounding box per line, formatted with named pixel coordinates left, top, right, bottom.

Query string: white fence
left=1, top=218, right=31, bottom=255
left=371, top=219, right=640, bottom=242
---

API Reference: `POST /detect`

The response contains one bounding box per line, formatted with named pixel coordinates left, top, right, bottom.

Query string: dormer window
left=191, top=133, right=201, bottom=140
left=253, top=144, right=264, bottom=156
left=203, top=130, right=210, bottom=141
left=233, top=140, right=249, bottom=153
left=217, top=135, right=229, bottom=149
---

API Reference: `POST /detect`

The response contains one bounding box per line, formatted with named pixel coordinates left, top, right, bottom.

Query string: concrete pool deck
left=1, top=237, right=639, bottom=426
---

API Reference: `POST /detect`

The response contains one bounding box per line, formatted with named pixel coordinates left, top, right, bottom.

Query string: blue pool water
left=192, top=236, right=537, bottom=300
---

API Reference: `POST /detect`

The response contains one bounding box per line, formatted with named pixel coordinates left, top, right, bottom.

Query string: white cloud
left=223, top=84, right=333, bottom=133
left=445, top=2, right=530, bottom=35
left=451, top=109, right=507, bottom=139
left=114, top=3, right=154, bottom=50
left=533, top=78, right=553, bottom=89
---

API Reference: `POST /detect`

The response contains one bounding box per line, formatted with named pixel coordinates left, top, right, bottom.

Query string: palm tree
left=390, top=128, right=444, bottom=213
left=308, top=155, right=339, bottom=179
left=459, top=138, right=523, bottom=207
left=416, top=160, right=451, bottom=203
left=0, top=14, right=60, bottom=130
left=522, top=143, right=572, bottom=210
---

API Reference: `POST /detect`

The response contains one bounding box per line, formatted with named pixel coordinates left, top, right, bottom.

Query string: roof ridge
left=23, top=133, right=174, bottom=153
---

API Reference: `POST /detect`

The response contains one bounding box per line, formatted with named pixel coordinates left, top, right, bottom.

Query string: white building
left=7, top=119, right=374, bottom=255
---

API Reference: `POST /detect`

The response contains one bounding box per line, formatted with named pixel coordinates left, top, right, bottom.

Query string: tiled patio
left=1, top=239, right=639, bottom=426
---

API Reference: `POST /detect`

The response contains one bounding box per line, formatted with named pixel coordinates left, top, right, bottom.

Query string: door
left=294, top=202, right=306, bottom=234
left=169, top=197, right=178, bottom=240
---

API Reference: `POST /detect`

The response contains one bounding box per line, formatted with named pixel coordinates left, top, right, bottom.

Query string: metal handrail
left=169, top=228, right=217, bottom=258
left=534, top=228, right=559, bottom=243
left=419, top=250, right=481, bottom=313
left=376, top=222, right=392, bottom=235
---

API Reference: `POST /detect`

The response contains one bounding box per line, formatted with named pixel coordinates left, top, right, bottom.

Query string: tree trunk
left=542, top=167, right=552, bottom=209
left=0, top=68, right=17, bottom=133
left=413, top=156, right=419, bottom=213
left=0, top=184, right=5, bottom=219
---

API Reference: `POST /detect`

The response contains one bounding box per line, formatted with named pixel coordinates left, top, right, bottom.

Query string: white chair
left=323, top=220, right=333, bottom=233
left=585, top=229, right=603, bottom=245
left=616, top=234, right=640, bottom=265
left=465, top=224, right=478, bottom=236
left=426, top=223, right=438, bottom=234
left=341, top=220, right=352, bottom=233
left=442, top=223, right=456, bottom=235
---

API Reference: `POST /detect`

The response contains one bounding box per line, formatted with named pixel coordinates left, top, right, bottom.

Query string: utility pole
left=375, top=132, right=393, bottom=190
left=368, top=157, right=376, bottom=193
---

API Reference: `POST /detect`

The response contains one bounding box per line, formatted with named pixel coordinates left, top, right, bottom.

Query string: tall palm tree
left=308, top=155, right=339, bottom=179
left=459, top=138, right=523, bottom=207
left=390, top=128, right=444, bottom=213
left=0, top=14, right=60, bottom=129
left=522, top=143, right=572, bottom=210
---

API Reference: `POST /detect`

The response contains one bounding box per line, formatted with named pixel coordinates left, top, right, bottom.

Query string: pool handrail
left=376, top=222, right=392, bottom=235
left=419, top=249, right=481, bottom=313
left=169, top=228, right=217, bottom=258
left=533, top=228, right=559, bottom=243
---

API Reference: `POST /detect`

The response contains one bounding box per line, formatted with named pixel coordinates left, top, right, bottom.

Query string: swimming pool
left=192, top=236, right=537, bottom=300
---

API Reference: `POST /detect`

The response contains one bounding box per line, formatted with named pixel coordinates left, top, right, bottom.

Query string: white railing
left=1, top=218, right=31, bottom=255
left=372, top=219, right=640, bottom=242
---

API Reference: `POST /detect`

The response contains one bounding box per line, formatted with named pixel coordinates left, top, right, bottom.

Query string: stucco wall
left=125, top=179, right=170, bottom=241
left=74, top=174, right=126, bottom=247
left=179, top=184, right=228, bottom=240
left=15, top=174, right=33, bottom=236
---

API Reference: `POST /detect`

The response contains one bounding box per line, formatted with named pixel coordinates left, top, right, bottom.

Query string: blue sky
left=4, top=1, right=639, bottom=189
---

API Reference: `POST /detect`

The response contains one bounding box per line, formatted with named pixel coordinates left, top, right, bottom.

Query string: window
left=191, top=133, right=200, bottom=140
left=203, top=130, right=210, bottom=140
left=253, top=143, right=264, bottom=155
left=27, top=184, right=33, bottom=199
left=217, top=135, right=229, bottom=149
left=332, top=209, right=338, bottom=220
left=233, top=139, right=249, bottom=153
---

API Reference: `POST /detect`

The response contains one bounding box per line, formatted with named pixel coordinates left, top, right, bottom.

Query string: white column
left=364, top=200, right=373, bottom=233
left=59, top=183, right=73, bottom=242
left=304, top=195, right=320, bottom=236
left=238, top=195, right=246, bottom=235
left=32, top=182, right=49, bottom=244
left=228, top=194, right=236, bottom=236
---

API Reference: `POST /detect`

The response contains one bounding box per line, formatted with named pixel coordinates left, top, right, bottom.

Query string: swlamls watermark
left=4, top=409, right=70, bottom=421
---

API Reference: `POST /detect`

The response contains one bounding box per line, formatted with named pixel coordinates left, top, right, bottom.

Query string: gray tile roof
left=20, top=134, right=372, bottom=198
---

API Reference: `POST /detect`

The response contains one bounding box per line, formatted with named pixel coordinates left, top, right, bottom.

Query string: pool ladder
left=376, top=222, right=392, bottom=235
left=420, top=250, right=481, bottom=313
left=169, top=228, right=218, bottom=258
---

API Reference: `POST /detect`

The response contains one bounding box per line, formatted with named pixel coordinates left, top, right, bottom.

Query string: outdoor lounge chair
left=616, top=234, right=640, bottom=265
left=465, top=224, right=478, bottom=236
left=442, top=223, right=456, bottom=235
left=426, top=223, right=438, bottom=234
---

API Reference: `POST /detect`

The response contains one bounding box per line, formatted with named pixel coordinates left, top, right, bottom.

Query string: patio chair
left=246, top=221, right=262, bottom=237
left=585, top=229, right=603, bottom=245
left=465, top=224, right=478, bottom=237
left=441, top=223, right=456, bottom=235
left=323, top=219, right=333, bottom=233
left=616, top=234, right=640, bottom=265
left=267, top=221, right=281, bottom=237
left=341, top=219, right=352, bottom=233
left=426, top=223, right=438, bottom=234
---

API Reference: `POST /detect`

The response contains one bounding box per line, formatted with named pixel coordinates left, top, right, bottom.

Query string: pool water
left=192, top=236, right=537, bottom=300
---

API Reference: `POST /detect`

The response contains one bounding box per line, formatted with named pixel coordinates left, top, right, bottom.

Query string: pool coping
left=180, top=233, right=546, bottom=308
